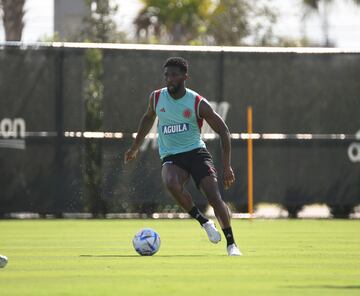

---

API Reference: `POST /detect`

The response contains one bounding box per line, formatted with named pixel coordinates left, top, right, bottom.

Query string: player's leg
left=161, top=163, right=193, bottom=211
left=199, top=176, right=231, bottom=229
left=189, top=148, right=242, bottom=255
left=199, top=176, right=242, bottom=255
left=161, top=163, right=208, bottom=226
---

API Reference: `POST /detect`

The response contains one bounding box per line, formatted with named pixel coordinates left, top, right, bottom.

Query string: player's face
left=164, top=66, right=187, bottom=94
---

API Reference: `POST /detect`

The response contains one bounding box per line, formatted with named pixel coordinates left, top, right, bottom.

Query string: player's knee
left=164, top=178, right=182, bottom=194
left=207, top=194, right=223, bottom=208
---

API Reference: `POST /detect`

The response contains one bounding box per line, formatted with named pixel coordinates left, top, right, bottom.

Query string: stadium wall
left=0, top=43, right=359, bottom=217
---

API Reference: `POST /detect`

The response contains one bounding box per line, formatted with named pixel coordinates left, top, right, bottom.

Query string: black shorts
left=162, top=148, right=217, bottom=189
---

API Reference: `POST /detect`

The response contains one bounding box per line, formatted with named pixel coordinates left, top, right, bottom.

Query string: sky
left=0, top=0, right=360, bottom=47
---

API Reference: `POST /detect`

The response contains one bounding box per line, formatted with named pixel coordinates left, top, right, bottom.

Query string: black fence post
left=216, top=50, right=224, bottom=103
left=214, top=50, right=226, bottom=194
left=54, top=47, right=65, bottom=217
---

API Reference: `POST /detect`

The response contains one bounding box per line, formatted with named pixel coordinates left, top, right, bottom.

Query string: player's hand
left=223, top=166, right=235, bottom=190
left=124, top=147, right=139, bottom=164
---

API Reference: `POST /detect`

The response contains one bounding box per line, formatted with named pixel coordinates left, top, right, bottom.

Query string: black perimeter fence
left=0, top=43, right=360, bottom=217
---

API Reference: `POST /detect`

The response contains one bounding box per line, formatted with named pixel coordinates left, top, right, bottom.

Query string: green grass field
left=0, top=219, right=359, bottom=296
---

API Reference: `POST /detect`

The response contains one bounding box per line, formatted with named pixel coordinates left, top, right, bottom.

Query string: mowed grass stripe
left=0, top=220, right=359, bottom=296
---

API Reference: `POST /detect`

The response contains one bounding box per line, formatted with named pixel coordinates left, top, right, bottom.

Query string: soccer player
left=124, top=57, right=242, bottom=256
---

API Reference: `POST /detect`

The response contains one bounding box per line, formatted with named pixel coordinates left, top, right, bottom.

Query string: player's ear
left=184, top=72, right=188, bottom=81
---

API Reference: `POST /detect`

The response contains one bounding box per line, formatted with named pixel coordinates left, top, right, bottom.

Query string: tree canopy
left=134, top=0, right=277, bottom=46
left=302, top=0, right=360, bottom=46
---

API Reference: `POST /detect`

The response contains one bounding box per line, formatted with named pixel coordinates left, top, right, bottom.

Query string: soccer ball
left=0, top=255, right=8, bottom=268
left=132, top=228, right=161, bottom=256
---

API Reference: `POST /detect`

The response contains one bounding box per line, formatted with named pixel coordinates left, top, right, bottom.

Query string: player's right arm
left=124, top=92, right=157, bottom=164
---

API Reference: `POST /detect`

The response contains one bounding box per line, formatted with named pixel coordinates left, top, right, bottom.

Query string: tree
left=134, top=0, right=213, bottom=44
left=207, top=0, right=277, bottom=46
left=134, top=0, right=278, bottom=46
left=302, top=0, right=360, bottom=46
left=206, top=0, right=249, bottom=45
left=0, top=0, right=25, bottom=41
left=82, top=0, right=119, bottom=42
left=81, top=0, right=120, bottom=216
left=40, top=0, right=127, bottom=43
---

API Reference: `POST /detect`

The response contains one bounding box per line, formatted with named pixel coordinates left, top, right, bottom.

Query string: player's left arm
left=199, top=99, right=235, bottom=189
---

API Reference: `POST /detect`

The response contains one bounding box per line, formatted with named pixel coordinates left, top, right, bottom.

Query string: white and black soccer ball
left=0, top=255, right=8, bottom=268
left=132, top=228, right=161, bottom=256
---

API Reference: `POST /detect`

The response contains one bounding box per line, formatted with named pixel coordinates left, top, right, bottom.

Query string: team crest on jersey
left=183, top=108, right=192, bottom=119
left=162, top=123, right=189, bottom=135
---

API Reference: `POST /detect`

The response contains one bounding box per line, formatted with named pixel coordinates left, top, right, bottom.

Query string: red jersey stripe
left=154, top=89, right=161, bottom=109
left=194, top=95, right=203, bottom=131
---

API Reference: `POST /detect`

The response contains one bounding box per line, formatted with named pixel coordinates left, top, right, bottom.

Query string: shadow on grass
left=80, top=254, right=221, bottom=258
left=285, top=285, right=360, bottom=290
